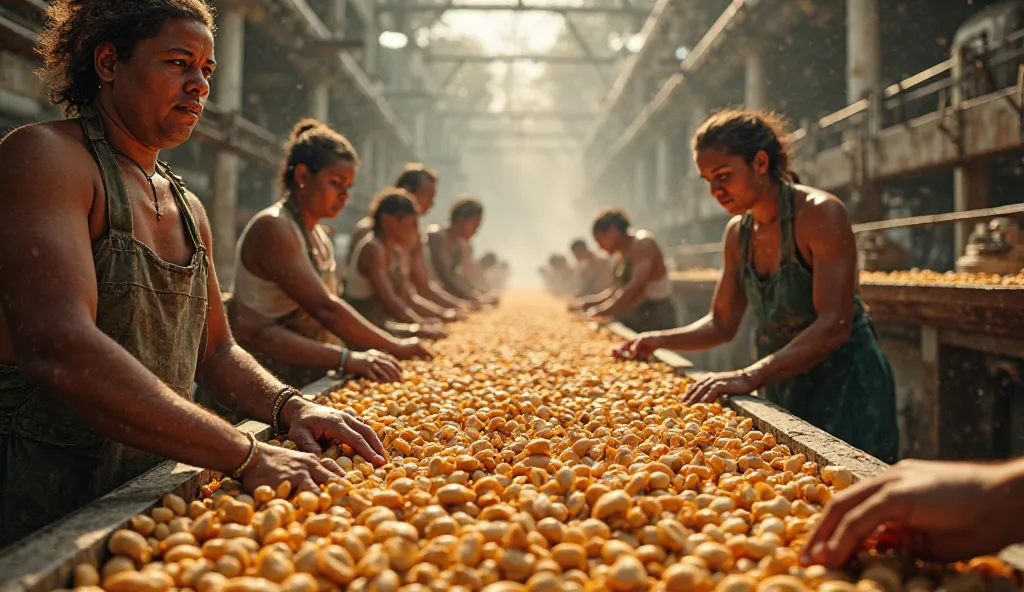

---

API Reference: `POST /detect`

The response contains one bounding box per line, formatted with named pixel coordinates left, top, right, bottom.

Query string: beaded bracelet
left=271, top=386, right=299, bottom=435
left=232, top=431, right=258, bottom=479
left=338, top=347, right=350, bottom=373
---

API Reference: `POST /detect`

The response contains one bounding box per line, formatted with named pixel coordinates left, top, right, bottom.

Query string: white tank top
left=232, top=203, right=338, bottom=319
left=345, top=235, right=375, bottom=300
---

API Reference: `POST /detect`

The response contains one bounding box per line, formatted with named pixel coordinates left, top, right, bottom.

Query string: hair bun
left=290, top=118, right=322, bottom=141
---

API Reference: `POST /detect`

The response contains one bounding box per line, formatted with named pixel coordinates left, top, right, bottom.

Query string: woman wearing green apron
left=231, top=119, right=431, bottom=388
left=623, top=109, right=898, bottom=463
left=573, top=209, right=678, bottom=333
left=345, top=188, right=449, bottom=336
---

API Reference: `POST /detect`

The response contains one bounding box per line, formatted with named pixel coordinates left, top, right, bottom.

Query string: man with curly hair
left=0, top=0, right=385, bottom=546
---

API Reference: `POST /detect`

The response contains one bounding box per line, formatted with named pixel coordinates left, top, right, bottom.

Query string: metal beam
left=425, top=53, right=618, bottom=64
left=563, top=14, right=614, bottom=91
left=435, top=110, right=598, bottom=120
left=376, top=2, right=648, bottom=15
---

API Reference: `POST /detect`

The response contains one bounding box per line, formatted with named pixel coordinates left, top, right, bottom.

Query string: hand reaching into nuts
left=803, top=458, right=1024, bottom=568
left=283, top=397, right=386, bottom=464
left=240, top=443, right=345, bottom=495
left=342, top=349, right=402, bottom=383
left=683, top=370, right=759, bottom=404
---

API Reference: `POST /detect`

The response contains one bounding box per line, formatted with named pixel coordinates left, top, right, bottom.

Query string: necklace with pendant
left=112, top=148, right=162, bottom=221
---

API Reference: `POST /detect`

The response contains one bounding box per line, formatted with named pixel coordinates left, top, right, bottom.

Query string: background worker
left=232, top=120, right=428, bottom=389
left=0, top=0, right=383, bottom=546
left=570, top=238, right=614, bottom=297
left=345, top=188, right=449, bottom=335
left=623, top=109, right=898, bottom=464
left=348, top=163, right=466, bottom=318
left=426, top=196, right=496, bottom=305
left=573, top=208, right=678, bottom=333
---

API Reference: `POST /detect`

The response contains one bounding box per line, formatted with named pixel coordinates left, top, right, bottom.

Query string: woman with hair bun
left=622, top=108, right=898, bottom=463
left=231, top=119, right=432, bottom=388
left=344, top=188, right=449, bottom=336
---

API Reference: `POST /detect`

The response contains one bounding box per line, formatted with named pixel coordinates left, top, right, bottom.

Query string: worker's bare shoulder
left=242, top=205, right=302, bottom=255
left=0, top=121, right=98, bottom=202
left=796, top=186, right=851, bottom=229
left=183, top=191, right=214, bottom=245
left=633, top=230, right=663, bottom=253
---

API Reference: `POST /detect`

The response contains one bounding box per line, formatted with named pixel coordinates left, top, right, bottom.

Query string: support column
left=846, top=0, right=882, bottom=105
left=414, top=112, right=427, bottom=159
left=633, top=156, right=648, bottom=215
left=211, top=6, right=245, bottom=281
left=743, top=48, right=766, bottom=110
left=654, top=134, right=672, bottom=203
left=954, top=160, right=991, bottom=257
left=308, top=83, right=329, bottom=121
left=362, top=2, right=379, bottom=77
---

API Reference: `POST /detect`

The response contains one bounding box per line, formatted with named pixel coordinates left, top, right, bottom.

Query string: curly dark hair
left=691, top=108, right=795, bottom=183
left=449, top=195, right=484, bottom=223
left=592, top=208, right=630, bottom=234
left=281, top=118, right=360, bottom=191
left=395, top=163, right=439, bottom=193
left=37, top=0, right=216, bottom=116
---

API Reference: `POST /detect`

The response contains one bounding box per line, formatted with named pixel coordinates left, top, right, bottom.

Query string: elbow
left=821, top=317, right=852, bottom=352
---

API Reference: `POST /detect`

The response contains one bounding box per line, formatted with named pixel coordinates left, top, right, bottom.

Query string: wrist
left=741, top=365, right=767, bottom=390
left=280, top=395, right=313, bottom=431
left=987, top=460, right=1024, bottom=511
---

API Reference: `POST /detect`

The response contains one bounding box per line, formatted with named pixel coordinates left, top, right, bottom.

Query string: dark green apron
left=739, top=185, right=898, bottom=463
left=613, top=253, right=678, bottom=333
left=343, top=242, right=406, bottom=330
left=0, top=104, right=209, bottom=546
left=250, top=199, right=341, bottom=388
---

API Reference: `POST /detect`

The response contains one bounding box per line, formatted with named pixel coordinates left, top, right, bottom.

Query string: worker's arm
left=361, top=241, right=424, bottom=324
left=571, top=288, right=616, bottom=311
left=408, top=239, right=472, bottom=309
left=589, top=238, right=659, bottom=317
left=683, top=195, right=857, bottom=404
left=624, top=218, right=747, bottom=359
left=0, top=125, right=254, bottom=477
left=409, top=291, right=458, bottom=321
left=230, top=303, right=402, bottom=383
left=804, top=458, right=1024, bottom=567
left=238, top=215, right=413, bottom=357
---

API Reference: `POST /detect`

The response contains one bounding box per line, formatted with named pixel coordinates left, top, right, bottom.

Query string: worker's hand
left=615, top=332, right=663, bottom=361
left=803, top=459, right=1019, bottom=567
left=392, top=338, right=435, bottom=361
left=343, top=349, right=402, bottom=383
left=682, top=370, right=758, bottom=405
left=567, top=300, right=585, bottom=313
left=441, top=308, right=460, bottom=322
left=284, top=397, right=387, bottom=465
left=415, top=324, right=448, bottom=341
left=241, top=443, right=346, bottom=495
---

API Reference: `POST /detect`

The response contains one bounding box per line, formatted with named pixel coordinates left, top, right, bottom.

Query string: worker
left=347, top=163, right=465, bottom=318
left=345, top=188, right=450, bottom=333
left=622, top=109, right=898, bottom=463
left=232, top=120, right=432, bottom=389
left=541, top=255, right=578, bottom=296
left=0, top=0, right=384, bottom=546
left=570, top=238, right=614, bottom=297
left=803, top=458, right=1024, bottom=568
left=474, top=252, right=510, bottom=291
left=574, top=209, right=678, bottom=333
left=425, top=195, right=496, bottom=305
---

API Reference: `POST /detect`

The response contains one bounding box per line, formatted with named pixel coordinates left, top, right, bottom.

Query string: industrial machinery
left=956, top=217, right=1024, bottom=274
left=952, top=0, right=1024, bottom=101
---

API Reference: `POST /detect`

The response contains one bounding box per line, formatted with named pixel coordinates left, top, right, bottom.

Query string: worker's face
left=593, top=228, right=619, bottom=254
left=95, top=18, right=215, bottom=149
left=460, top=214, right=482, bottom=239
left=296, top=157, right=357, bottom=219
left=413, top=178, right=437, bottom=214
left=397, top=213, right=419, bottom=243
left=696, top=147, right=770, bottom=217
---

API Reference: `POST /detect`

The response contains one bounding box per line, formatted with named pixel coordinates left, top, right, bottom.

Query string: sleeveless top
left=614, top=249, right=673, bottom=301
left=0, top=103, right=209, bottom=544
left=424, top=224, right=469, bottom=281
left=232, top=201, right=338, bottom=320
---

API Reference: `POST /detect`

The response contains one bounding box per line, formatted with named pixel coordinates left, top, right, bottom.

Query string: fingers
left=291, top=426, right=324, bottom=455
left=345, top=414, right=387, bottom=459
left=326, top=421, right=386, bottom=466
left=320, top=457, right=346, bottom=478
left=306, top=457, right=341, bottom=486
left=294, top=473, right=320, bottom=495
left=802, top=476, right=889, bottom=564
left=816, top=486, right=905, bottom=568
left=377, top=359, right=402, bottom=382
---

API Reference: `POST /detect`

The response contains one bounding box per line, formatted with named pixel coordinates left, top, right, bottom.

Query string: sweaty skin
left=0, top=18, right=383, bottom=498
